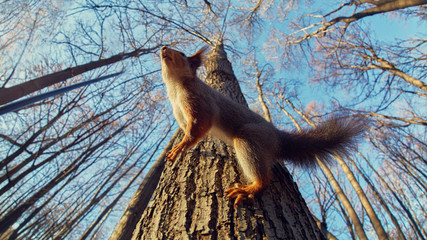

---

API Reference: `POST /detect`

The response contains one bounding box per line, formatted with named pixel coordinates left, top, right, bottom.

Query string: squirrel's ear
left=188, top=46, right=209, bottom=73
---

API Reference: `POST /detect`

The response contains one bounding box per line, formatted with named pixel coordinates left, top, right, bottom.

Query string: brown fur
left=160, top=46, right=364, bottom=207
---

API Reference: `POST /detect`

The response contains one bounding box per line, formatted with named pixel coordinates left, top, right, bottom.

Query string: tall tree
left=128, top=43, right=325, bottom=239
left=0, top=46, right=158, bottom=106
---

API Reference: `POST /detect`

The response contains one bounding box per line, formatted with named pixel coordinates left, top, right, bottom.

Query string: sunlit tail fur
left=277, top=116, right=365, bottom=167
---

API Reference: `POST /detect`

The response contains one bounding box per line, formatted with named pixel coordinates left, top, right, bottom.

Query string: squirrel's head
left=161, top=46, right=208, bottom=80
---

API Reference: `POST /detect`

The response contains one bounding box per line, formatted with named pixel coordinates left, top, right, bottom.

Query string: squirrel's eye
left=180, top=52, right=186, bottom=57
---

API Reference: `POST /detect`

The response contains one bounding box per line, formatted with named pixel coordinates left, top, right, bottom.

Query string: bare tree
left=0, top=46, right=159, bottom=106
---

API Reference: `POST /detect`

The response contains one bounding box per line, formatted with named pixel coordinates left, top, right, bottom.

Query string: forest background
left=0, top=0, right=425, bottom=239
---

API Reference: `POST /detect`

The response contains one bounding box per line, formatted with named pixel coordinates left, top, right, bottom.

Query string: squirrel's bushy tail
left=278, top=116, right=365, bottom=168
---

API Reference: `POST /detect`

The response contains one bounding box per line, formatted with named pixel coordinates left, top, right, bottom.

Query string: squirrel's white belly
left=166, top=84, right=188, bottom=130
left=172, top=106, right=187, bottom=130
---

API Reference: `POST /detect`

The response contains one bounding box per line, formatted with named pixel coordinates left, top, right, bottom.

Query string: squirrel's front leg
left=166, top=116, right=212, bottom=162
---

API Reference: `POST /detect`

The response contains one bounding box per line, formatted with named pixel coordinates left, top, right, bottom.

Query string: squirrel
left=160, top=46, right=364, bottom=208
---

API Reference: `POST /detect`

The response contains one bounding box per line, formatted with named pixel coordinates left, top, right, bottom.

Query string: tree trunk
left=316, top=159, right=368, bottom=240
left=364, top=147, right=426, bottom=239
left=281, top=100, right=368, bottom=240
left=0, top=46, right=158, bottom=106
left=129, top=43, right=325, bottom=239
left=335, top=154, right=389, bottom=240
left=0, top=123, right=128, bottom=235
left=110, top=131, right=180, bottom=240
left=354, top=153, right=406, bottom=240
left=328, top=0, right=427, bottom=26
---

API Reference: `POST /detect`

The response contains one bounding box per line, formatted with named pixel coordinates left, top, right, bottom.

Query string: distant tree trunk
left=0, top=46, right=158, bottom=106
left=128, top=43, right=325, bottom=239
left=354, top=153, right=407, bottom=240
left=364, top=146, right=426, bottom=239
left=282, top=100, right=369, bottom=240
left=328, top=0, right=427, bottom=25
left=335, top=155, right=389, bottom=240
left=79, top=135, right=167, bottom=240
left=110, top=131, right=180, bottom=240
left=0, top=123, right=128, bottom=235
left=317, top=158, right=369, bottom=240
left=312, top=215, right=338, bottom=240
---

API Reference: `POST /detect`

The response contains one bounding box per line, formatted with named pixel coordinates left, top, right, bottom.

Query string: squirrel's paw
left=224, top=183, right=256, bottom=208
left=166, top=145, right=183, bottom=162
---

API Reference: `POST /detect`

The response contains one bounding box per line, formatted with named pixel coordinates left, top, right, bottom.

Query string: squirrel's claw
left=166, top=145, right=183, bottom=162
left=225, top=183, right=257, bottom=208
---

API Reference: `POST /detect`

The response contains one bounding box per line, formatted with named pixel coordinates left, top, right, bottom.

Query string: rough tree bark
left=129, top=43, right=325, bottom=239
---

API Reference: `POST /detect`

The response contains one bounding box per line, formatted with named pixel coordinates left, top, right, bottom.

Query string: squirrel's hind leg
left=225, top=131, right=274, bottom=207
left=225, top=180, right=269, bottom=208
